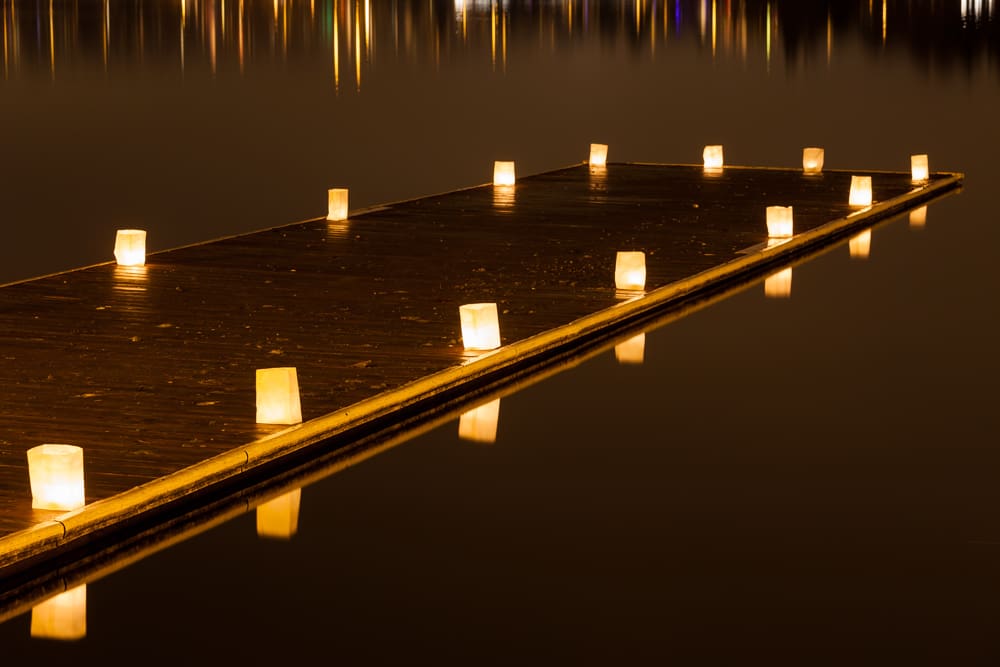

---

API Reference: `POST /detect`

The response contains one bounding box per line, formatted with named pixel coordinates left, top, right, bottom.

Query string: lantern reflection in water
left=493, top=161, right=516, bottom=186
left=255, top=367, right=303, bottom=425
left=31, top=584, right=86, bottom=641
left=849, top=175, right=873, bottom=207
left=766, top=206, right=794, bottom=238
left=703, top=144, right=724, bottom=171
left=256, top=488, right=302, bottom=540
left=114, top=229, right=146, bottom=266
left=615, top=333, right=646, bottom=365
left=327, top=188, right=349, bottom=221
left=910, top=205, right=928, bottom=228
left=911, top=154, right=929, bottom=182
left=589, top=143, right=608, bottom=168
left=849, top=229, right=872, bottom=259
left=27, top=444, right=85, bottom=511
left=802, top=147, right=825, bottom=174
left=614, top=251, right=646, bottom=291
left=458, top=398, right=501, bottom=444
left=764, top=267, right=793, bottom=299
left=460, top=302, right=501, bottom=351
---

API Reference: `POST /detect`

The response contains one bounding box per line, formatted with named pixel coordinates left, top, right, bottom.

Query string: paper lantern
left=327, top=188, right=349, bottom=221
left=766, top=206, right=794, bottom=238
left=614, top=333, right=645, bottom=365
left=458, top=398, right=501, bottom=444
left=911, top=154, right=929, bottom=182
left=849, top=229, right=871, bottom=259
left=764, top=267, right=792, bottom=299
left=27, top=444, right=85, bottom=511
left=114, top=229, right=146, bottom=266
left=802, top=147, right=824, bottom=174
left=460, top=302, right=501, bottom=351
left=909, top=205, right=927, bottom=228
left=849, top=175, right=873, bottom=206
left=255, top=367, right=302, bottom=425
left=493, top=161, right=516, bottom=186
left=614, top=251, right=646, bottom=291
left=703, top=144, right=724, bottom=170
left=589, top=143, right=608, bottom=168
left=256, top=488, right=302, bottom=540
left=30, top=585, right=86, bottom=641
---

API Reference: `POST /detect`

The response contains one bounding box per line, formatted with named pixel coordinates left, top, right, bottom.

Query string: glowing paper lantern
left=589, top=143, right=609, bottom=168
left=766, top=206, right=794, bottom=238
left=614, top=333, right=645, bottom=365
left=458, top=398, right=501, bottom=444
left=255, top=367, right=302, bottom=425
left=703, top=145, right=724, bottom=170
left=849, top=229, right=872, bottom=259
left=764, top=267, right=792, bottom=299
left=30, top=585, right=86, bottom=641
left=256, top=488, right=302, bottom=540
left=614, top=251, right=646, bottom=291
left=909, top=205, right=927, bottom=228
left=849, top=175, right=873, bottom=207
left=911, top=154, right=929, bottom=182
left=327, top=188, right=349, bottom=221
left=460, top=303, right=501, bottom=351
left=113, top=229, right=146, bottom=266
left=802, top=147, right=825, bottom=174
left=493, top=161, right=516, bottom=186
left=27, top=444, right=85, bottom=511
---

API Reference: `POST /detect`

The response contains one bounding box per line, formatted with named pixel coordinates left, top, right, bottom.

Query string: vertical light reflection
left=881, top=0, right=887, bottom=44
left=764, top=267, right=792, bottom=299
left=826, top=9, right=832, bottom=65
left=238, top=0, right=244, bottom=72
left=354, top=1, right=361, bottom=90
left=711, top=0, right=716, bottom=58
left=180, top=0, right=186, bottom=73
left=31, top=585, right=87, bottom=641
left=491, top=0, right=496, bottom=70
left=209, top=0, right=217, bottom=75
left=103, top=0, right=109, bottom=71
left=364, top=0, right=370, bottom=54
left=502, top=6, right=507, bottom=72
left=909, top=206, right=927, bottom=229
left=765, top=2, right=771, bottom=71
left=256, top=488, right=302, bottom=540
left=849, top=229, right=872, bottom=259
left=333, top=0, right=339, bottom=91
left=615, top=333, right=646, bottom=365
left=48, top=0, right=54, bottom=78
left=458, top=398, right=501, bottom=444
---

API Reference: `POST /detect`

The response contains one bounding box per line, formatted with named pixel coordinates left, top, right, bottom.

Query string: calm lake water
left=2, top=0, right=999, bottom=660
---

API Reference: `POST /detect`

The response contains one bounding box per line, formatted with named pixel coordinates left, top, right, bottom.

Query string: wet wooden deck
left=0, top=162, right=958, bottom=553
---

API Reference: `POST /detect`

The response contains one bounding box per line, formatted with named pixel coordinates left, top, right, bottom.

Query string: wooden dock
left=0, top=162, right=961, bottom=579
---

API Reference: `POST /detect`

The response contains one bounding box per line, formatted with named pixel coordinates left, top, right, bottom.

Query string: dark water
left=2, top=0, right=999, bottom=660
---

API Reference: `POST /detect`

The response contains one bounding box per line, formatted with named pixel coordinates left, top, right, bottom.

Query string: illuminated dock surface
left=0, top=162, right=960, bottom=576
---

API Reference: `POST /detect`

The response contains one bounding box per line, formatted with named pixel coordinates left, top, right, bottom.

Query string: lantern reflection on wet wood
left=255, top=367, right=303, bottom=425
left=589, top=143, right=608, bottom=168
left=766, top=206, right=794, bottom=238
left=849, top=175, right=873, bottom=207
left=114, top=229, right=146, bottom=266
left=458, top=398, right=500, bottom=443
left=31, top=585, right=86, bottom=641
left=27, top=444, right=85, bottom=511
left=460, top=303, right=501, bottom=351
left=703, top=145, right=724, bottom=170
left=911, top=154, right=929, bottom=182
left=327, top=188, right=349, bottom=221
left=849, top=229, right=872, bottom=259
left=493, top=161, right=516, bottom=186
left=614, top=251, right=646, bottom=291
left=764, top=267, right=792, bottom=299
left=802, top=147, right=824, bottom=174
left=256, top=488, right=302, bottom=540
left=614, top=333, right=645, bottom=365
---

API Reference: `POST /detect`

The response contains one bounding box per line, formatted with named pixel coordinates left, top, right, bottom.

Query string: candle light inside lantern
left=911, top=154, right=929, bottom=182
left=764, top=267, right=793, bottom=299
left=31, top=585, right=86, bottom=641
left=27, top=444, right=85, bottom=511
left=256, top=488, right=302, bottom=540
left=615, top=333, right=646, bottom=365
left=802, top=147, right=825, bottom=174
left=849, top=175, right=873, bottom=207
left=327, top=188, right=349, bottom=221
left=493, top=161, right=516, bottom=186
left=589, top=143, right=608, bottom=168
left=458, top=398, right=501, bottom=444
left=114, top=229, right=146, bottom=266
left=766, top=206, right=794, bottom=238
left=460, top=303, right=501, bottom=351
left=909, top=205, right=928, bottom=228
left=703, top=145, right=724, bottom=170
left=614, top=251, right=646, bottom=291
left=849, top=229, right=872, bottom=259
left=255, top=367, right=303, bottom=425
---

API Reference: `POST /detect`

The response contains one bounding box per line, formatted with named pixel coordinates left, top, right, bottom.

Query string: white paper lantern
left=327, top=188, right=349, bottom=221
left=849, top=175, right=873, bottom=207
left=589, top=143, right=608, bottom=168
left=911, top=154, right=929, bottom=182
left=30, top=585, right=86, bottom=641
left=802, top=147, right=825, bottom=174
left=764, top=267, right=792, bottom=299
left=493, top=161, right=516, bottom=186
left=255, top=367, right=302, bottom=425
left=909, top=205, right=928, bottom=228
left=256, top=488, right=302, bottom=540
left=27, top=444, right=85, bottom=511
left=114, top=229, right=146, bottom=266
left=614, top=251, right=646, bottom=291
left=614, top=333, right=646, bottom=365
left=766, top=206, right=794, bottom=238
left=703, top=144, right=724, bottom=170
left=458, top=398, right=501, bottom=443
left=460, top=303, right=501, bottom=351
left=849, top=229, right=872, bottom=259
